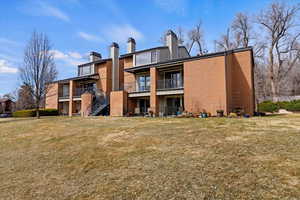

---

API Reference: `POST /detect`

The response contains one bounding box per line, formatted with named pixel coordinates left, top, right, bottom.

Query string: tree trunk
left=36, top=107, right=40, bottom=119
left=270, top=78, right=277, bottom=102
left=36, top=99, right=40, bottom=119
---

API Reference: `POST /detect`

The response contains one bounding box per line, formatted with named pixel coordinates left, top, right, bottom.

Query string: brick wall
left=45, top=83, right=58, bottom=109
left=110, top=91, right=128, bottom=116
left=226, top=50, right=255, bottom=115
left=184, top=56, right=227, bottom=116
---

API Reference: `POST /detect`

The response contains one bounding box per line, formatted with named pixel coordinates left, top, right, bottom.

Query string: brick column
left=110, top=91, right=128, bottom=116
left=81, top=92, right=93, bottom=117
left=150, top=67, right=159, bottom=116
left=68, top=80, right=74, bottom=116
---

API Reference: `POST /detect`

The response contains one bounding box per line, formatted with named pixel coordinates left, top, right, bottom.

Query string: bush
left=285, top=101, right=300, bottom=111
left=276, top=101, right=290, bottom=110
left=258, top=101, right=279, bottom=113
left=13, top=109, right=58, bottom=117
left=258, top=100, right=300, bottom=113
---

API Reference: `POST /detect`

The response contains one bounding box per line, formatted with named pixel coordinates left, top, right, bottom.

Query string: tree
left=215, top=13, right=252, bottom=51
left=16, top=84, right=35, bottom=110
left=214, top=28, right=238, bottom=51
left=257, top=2, right=300, bottom=100
left=186, top=21, right=206, bottom=55
left=232, top=13, right=252, bottom=48
left=159, top=22, right=206, bottom=55
left=19, top=31, right=57, bottom=118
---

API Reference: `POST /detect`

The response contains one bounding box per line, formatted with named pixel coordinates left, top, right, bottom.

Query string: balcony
left=58, top=93, right=70, bottom=102
left=124, top=82, right=150, bottom=97
left=157, top=78, right=183, bottom=90
left=124, top=82, right=150, bottom=93
left=73, top=87, right=95, bottom=98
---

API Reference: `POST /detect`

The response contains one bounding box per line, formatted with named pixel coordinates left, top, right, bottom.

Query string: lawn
left=0, top=115, right=300, bottom=200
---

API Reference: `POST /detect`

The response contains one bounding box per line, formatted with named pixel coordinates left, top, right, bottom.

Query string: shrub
left=258, top=101, right=279, bottom=113
left=276, top=101, right=290, bottom=110
left=285, top=101, right=300, bottom=111
left=13, top=109, right=58, bottom=117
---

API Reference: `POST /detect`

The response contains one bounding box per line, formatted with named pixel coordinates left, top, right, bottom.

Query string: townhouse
left=46, top=30, right=255, bottom=117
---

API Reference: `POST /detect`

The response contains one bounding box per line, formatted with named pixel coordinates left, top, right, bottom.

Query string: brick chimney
left=110, top=42, right=119, bottom=91
left=166, top=30, right=178, bottom=59
left=127, top=37, right=136, bottom=53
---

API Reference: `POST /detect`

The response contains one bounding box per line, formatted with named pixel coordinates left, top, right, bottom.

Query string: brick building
left=46, top=30, right=255, bottom=117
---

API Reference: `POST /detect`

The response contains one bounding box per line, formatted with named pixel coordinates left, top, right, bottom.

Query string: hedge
left=258, top=101, right=279, bottom=113
left=258, top=100, right=300, bottom=112
left=13, top=109, right=58, bottom=117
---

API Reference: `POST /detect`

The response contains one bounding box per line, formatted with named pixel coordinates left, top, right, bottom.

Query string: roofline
left=78, top=58, right=111, bottom=67
left=49, top=73, right=99, bottom=84
left=120, top=46, right=168, bottom=58
left=124, top=47, right=253, bottom=73
left=120, top=45, right=190, bottom=58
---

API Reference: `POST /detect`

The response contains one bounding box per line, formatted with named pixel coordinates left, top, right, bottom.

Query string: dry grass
left=0, top=115, right=300, bottom=199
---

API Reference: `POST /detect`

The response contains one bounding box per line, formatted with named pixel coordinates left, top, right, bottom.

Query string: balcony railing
left=157, top=78, right=183, bottom=90
left=74, top=87, right=96, bottom=97
left=58, top=93, right=69, bottom=99
left=123, top=82, right=150, bottom=93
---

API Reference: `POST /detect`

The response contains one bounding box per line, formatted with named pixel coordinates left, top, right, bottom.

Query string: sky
left=0, top=0, right=286, bottom=96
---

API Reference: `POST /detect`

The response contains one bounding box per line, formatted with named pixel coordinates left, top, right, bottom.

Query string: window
left=165, top=71, right=182, bottom=88
left=137, top=75, right=150, bottom=92
left=62, top=84, right=69, bottom=97
left=78, top=65, right=93, bottom=76
left=135, top=50, right=158, bottom=66
left=151, top=51, right=157, bottom=63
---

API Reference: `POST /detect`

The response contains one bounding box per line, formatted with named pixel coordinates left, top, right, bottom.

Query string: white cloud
left=78, top=32, right=103, bottom=43
left=154, top=0, right=187, bottom=15
left=0, top=60, right=18, bottom=74
left=103, top=24, right=144, bottom=44
left=68, top=52, right=83, bottom=59
left=51, top=50, right=86, bottom=66
left=22, top=1, right=70, bottom=22
left=0, top=38, right=21, bottom=46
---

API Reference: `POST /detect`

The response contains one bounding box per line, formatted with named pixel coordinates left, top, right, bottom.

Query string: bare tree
left=19, top=31, right=57, bottom=118
left=232, top=13, right=252, bottom=48
left=187, top=21, right=206, bottom=55
left=159, top=22, right=206, bottom=56
left=257, top=2, right=300, bottom=100
left=215, top=13, right=252, bottom=51
left=214, top=28, right=238, bottom=51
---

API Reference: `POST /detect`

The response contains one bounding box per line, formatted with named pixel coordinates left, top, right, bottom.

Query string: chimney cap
left=127, top=37, right=136, bottom=44
left=110, top=42, right=119, bottom=48
left=90, top=51, right=102, bottom=57
left=166, top=29, right=178, bottom=39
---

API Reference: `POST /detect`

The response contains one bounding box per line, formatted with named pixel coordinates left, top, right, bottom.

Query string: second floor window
left=135, top=50, right=158, bottom=66
left=137, top=75, right=150, bottom=92
left=62, top=84, right=69, bottom=97
left=78, top=65, right=93, bottom=76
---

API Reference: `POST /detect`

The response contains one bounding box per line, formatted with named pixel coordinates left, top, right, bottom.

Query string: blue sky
left=0, top=0, right=281, bottom=95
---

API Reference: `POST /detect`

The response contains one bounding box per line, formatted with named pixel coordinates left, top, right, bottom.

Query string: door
left=166, top=97, right=182, bottom=115
left=139, top=99, right=150, bottom=114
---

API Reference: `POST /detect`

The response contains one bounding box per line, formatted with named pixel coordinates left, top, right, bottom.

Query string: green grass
left=0, top=115, right=300, bottom=199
